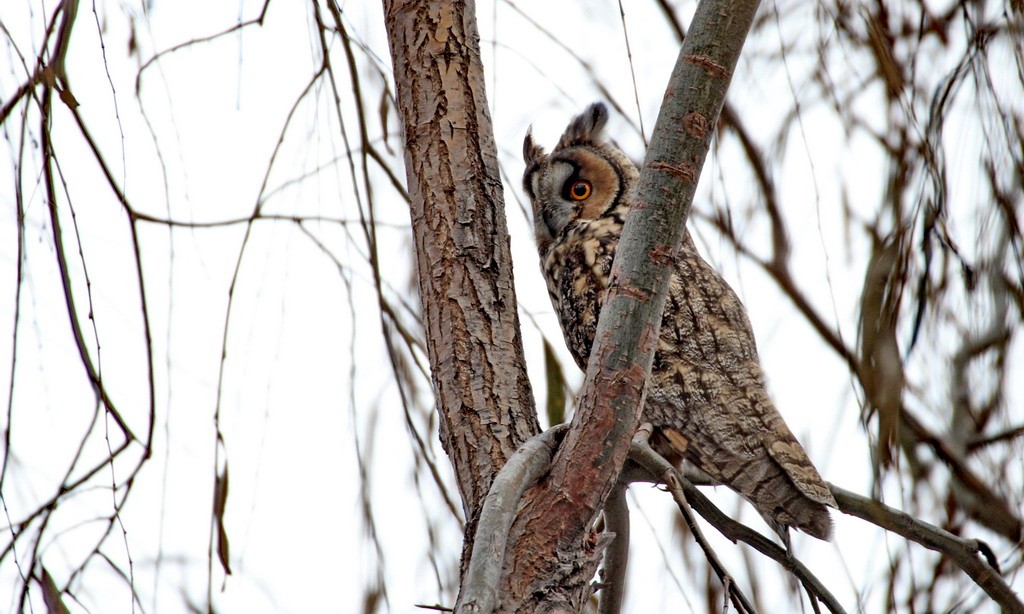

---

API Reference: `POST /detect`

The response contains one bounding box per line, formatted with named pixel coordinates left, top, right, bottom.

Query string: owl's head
left=522, top=103, right=640, bottom=254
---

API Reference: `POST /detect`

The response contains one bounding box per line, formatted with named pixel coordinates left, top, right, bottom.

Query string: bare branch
left=503, top=0, right=763, bottom=608
left=627, top=437, right=764, bottom=614
left=597, top=482, right=630, bottom=614
left=458, top=425, right=569, bottom=614
left=829, top=484, right=1023, bottom=611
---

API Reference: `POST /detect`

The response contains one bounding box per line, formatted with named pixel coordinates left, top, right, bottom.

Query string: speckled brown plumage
left=523, top=103, right=836, bottom=540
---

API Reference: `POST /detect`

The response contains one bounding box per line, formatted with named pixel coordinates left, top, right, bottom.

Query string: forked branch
left=499, top=0, right=763, bottom=607
left=455, top=423, right=1020, bottom=613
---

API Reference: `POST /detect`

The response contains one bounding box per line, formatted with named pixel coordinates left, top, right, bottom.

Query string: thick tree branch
left=501, top=0, right=763, bottom=609
left=448, top=419, right=1020, bottom=613
left=382, top=0, right=540, bottom=565
left=458, top=425, right=569, bottom=614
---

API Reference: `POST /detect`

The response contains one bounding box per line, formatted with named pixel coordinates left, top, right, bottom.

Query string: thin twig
left=628, top=436, right=846, bottom=613
left=628, top=437, right=758, bottom=614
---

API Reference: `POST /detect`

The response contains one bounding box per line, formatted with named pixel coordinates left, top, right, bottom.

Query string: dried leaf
left=859, top=236, right=905, bottom=468
left=863, top=8, right=903, bottom=99
left=379, top=89, right=393, bottom=156
left=59, top=88, right=79, bottom=110
left=214, top=465, right=232, bottom=576
left=40, top=567, right=70, bottom=614
left=127, top=17, right=138, bottom=58
left=362, top=585, right=383, bottom=614
left=543, top=339, right=567, bottom=426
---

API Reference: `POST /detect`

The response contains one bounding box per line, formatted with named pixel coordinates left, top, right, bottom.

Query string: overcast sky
left=1, top=0, right=1021, bottom=612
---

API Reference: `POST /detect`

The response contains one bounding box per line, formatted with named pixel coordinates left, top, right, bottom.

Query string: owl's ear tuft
left=523, top=128, right=545, bottom=165
left=557, top=102, right=608, bottom=149
left=522, top=129, right=546, bottom=199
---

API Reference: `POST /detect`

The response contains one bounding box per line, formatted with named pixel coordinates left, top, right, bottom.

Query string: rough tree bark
left=496, top=1, right=761, bottom=610
left=382, top=0, right=540, bottom=566
left=384, top=0, right=759, bottom=611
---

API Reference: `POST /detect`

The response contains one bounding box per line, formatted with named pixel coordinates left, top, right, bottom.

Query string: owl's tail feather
left=764, top=495, right=834, bottom=542
left=734, top=457, right=835, bottom=541
left=655, top=427, right=834, bottom=541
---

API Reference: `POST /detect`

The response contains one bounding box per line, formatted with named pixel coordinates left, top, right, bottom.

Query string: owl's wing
left=760, top=412, right=838, bottom=508
left=646, top=377, right=835, bottom=540
left=645, top=237, right=835, bottom=538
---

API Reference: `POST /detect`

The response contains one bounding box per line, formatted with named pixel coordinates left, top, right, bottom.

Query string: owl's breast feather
left=540, top=220, right=621, bottom=368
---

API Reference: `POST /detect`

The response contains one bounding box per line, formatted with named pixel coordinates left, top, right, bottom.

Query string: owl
left=522, top=103, right=836, bottom=540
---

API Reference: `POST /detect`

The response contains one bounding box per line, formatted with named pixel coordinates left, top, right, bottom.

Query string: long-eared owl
left=522, top=103, right=836, bottom=540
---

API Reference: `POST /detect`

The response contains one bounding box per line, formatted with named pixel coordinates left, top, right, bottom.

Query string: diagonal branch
left=626, top=432, right=759, bottom=614
left=626, top=437, right=844, bottom=613
left=829, top=484, right=1023, bottom=610
left=502, top=0, right=764, bottom=609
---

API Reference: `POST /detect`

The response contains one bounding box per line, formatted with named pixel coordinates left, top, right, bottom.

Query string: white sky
left=1, top=0, right=1021, bottom=612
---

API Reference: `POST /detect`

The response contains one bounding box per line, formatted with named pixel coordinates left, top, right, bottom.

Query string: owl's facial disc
left=531, top=148, right=623, bottom=252
left=555, top=149, right=621, bottom=221
left=532, top=160, right=575, bottom=247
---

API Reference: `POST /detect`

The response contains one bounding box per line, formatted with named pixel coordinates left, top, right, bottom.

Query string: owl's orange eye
left=569, top=180, right=592, bottom=201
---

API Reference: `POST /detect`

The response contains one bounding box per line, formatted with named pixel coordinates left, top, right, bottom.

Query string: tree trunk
left=383, top=0, right=760, bottom=611
left=382, top=0, right=540, bottom=568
